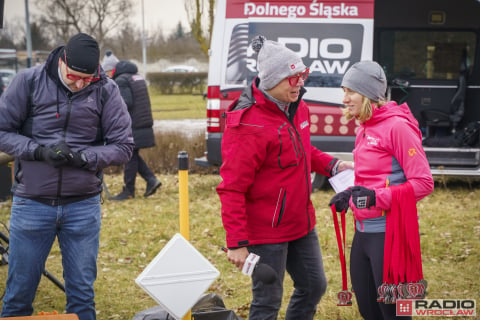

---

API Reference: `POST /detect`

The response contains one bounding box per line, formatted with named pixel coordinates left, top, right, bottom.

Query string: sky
left=3, top=0, right=190, bottom=36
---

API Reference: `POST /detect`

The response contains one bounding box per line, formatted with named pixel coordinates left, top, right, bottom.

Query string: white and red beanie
left=251, top=35, right=306, bottom=90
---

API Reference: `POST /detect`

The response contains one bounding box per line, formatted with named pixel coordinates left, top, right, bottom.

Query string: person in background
left=329, top=61, right=434, bottom=320
left=0, top=33, right=134, bottom=320
left=101, top=50, right=119, bottom=78
left=102, top=57, right=162, bottom=200
left=217, top=35, right=354, bottom=320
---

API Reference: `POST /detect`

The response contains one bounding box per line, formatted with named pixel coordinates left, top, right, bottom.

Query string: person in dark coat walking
left=104, top=58, right=161, bottom=200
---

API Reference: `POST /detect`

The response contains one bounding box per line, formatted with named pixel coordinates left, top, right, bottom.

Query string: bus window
left=378, top=30, right=476, bottom=80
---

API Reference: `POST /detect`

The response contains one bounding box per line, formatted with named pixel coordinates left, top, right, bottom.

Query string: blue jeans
left=248, top=229, right=327, bottom=320
left=1, top=195, right=101, bottom=320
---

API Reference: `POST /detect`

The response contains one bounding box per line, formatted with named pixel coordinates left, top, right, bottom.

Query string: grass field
left=149, top=90, right=206, bottom=120
left=0, top=174, right=479, bottom=320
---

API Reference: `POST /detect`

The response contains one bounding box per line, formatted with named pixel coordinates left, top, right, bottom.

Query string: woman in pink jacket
left=329, top=61, right=434, bottom=319
left=217, top=35, right=352, bottom=320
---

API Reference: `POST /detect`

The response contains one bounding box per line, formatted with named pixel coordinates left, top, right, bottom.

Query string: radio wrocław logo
left=397, top=299, right=476, bottom=317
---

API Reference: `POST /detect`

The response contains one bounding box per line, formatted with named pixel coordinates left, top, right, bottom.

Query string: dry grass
left=104, top=131, right=216, bottom=177
left=0, top=174, right=479, bottom=320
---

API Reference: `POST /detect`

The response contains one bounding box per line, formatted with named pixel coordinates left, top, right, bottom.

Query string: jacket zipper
left=56, top=96, right=73, bottom=199
left=272, top=187, right=287, bottom=227
left=290, top=119, right=311, bottom=232
left=278, top=123, right=301, bottom=169
left=288, top=127, right=301, bottom=158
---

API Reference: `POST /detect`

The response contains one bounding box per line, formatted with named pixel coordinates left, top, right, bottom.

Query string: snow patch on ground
left=131, top=58, right=209, bottom=74
left=153, top=119, right=206, bottom=137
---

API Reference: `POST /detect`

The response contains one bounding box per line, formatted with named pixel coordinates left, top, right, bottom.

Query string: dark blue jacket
left=0, top=46, right=134, bottom=199
left=113, top=60, right=155, bottom=149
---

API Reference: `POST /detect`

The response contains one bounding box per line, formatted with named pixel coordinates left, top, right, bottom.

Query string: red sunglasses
left=288, top=68, right=310, bottom=86
left=63, top=51, right=99, bottom=83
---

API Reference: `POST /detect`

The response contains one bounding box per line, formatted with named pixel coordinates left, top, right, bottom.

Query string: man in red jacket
left=217, top=35, right=353, bottom=320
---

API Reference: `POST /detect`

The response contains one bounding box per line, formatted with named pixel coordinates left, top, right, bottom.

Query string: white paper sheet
left=328, top=169, right=355, bottom=193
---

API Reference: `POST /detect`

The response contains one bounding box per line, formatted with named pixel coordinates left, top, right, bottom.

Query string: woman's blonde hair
left=342, top=95, right=387, bottom=122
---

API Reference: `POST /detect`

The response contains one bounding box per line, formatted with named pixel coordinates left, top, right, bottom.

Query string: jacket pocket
left=272, top=187, right=287, bottom=227
left=278, top=123, right=301, bottom=168
left=350, top=198, right=384, bottom=221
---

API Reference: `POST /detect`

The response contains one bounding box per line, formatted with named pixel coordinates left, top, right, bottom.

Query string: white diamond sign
left=135, top=233, right=220, bottom=319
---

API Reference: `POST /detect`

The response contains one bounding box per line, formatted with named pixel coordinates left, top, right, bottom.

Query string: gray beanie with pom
left=251, top=35, right=306, bottom=90
left=101, top=50, right=119, bottom=72
left=341, top=61, right=387, bottom=101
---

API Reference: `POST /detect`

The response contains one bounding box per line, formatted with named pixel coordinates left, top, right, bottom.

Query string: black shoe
left=110, top=189, right=134, bottom=201
left=144, top=179, right=162, bottom=197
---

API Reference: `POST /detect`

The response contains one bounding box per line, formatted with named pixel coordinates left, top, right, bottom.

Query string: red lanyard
left=331, top=204, right=353, bottom=306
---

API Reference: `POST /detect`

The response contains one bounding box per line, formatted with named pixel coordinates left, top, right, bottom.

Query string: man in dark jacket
left=0, top=33, right=134, bottom=320
left=105, top=59, right=161, bottom=200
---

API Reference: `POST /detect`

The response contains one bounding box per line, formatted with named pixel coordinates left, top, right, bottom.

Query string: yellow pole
left=178, top=151, right=191, bottom=320
left=178, top=151, right=190, bottom=241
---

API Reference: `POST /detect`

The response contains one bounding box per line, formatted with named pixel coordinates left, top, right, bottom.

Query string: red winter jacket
left=217, top=79, right=338, bottom=248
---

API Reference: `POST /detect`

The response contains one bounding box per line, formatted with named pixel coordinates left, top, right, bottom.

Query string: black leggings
left=350, top=231, right=411, bottom=320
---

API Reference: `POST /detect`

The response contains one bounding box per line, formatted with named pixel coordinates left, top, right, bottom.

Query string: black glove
left=34, top=146, right=69, bottom=168
left=328, top=189, right=352, bottom=213
left=52, top=142, right=88, bottom=168
left=68, top=151, right=88, bottom=168
left=351, top=186, right=376, bottom=209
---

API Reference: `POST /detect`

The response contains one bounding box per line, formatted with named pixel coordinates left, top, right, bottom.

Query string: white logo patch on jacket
left=366, top=134, right=380, bottom=146
left=300, top=120, right=309, bottom=130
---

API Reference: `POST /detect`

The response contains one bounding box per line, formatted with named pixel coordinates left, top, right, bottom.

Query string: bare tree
left=34, top=0, right=133, bottom=47
left=0, top=19, right=25, bottom=48
left=22, top=22, right=52, bottom=51
left=185, top=0, right=215, bottom=57
left=104, top=22, right=143, bottom=60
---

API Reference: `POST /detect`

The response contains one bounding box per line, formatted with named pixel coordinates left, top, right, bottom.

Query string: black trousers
left=350, top=231, right=411, bottom=320
left=123, top=149, right=156, bottom=194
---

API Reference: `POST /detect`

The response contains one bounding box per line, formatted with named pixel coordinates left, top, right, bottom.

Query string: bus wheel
left=311, top=172, right=327, bottom=191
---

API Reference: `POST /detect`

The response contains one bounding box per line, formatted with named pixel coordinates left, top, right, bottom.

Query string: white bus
left=196, top=0, right=480, bottom=187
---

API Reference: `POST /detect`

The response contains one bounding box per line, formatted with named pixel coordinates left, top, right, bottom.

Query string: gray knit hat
left=101, top=50, right=119, bottom=72
left=341, top=61, right=387, bottom=101
left=251, top=35, right=306, bottom=90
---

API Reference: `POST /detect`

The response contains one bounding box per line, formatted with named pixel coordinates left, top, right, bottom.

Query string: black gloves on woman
left=350, top=186, right=376, bottom=209
left=329, top=186, right=377, bottom=212
left=329, top=189, right=352, bottom=213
